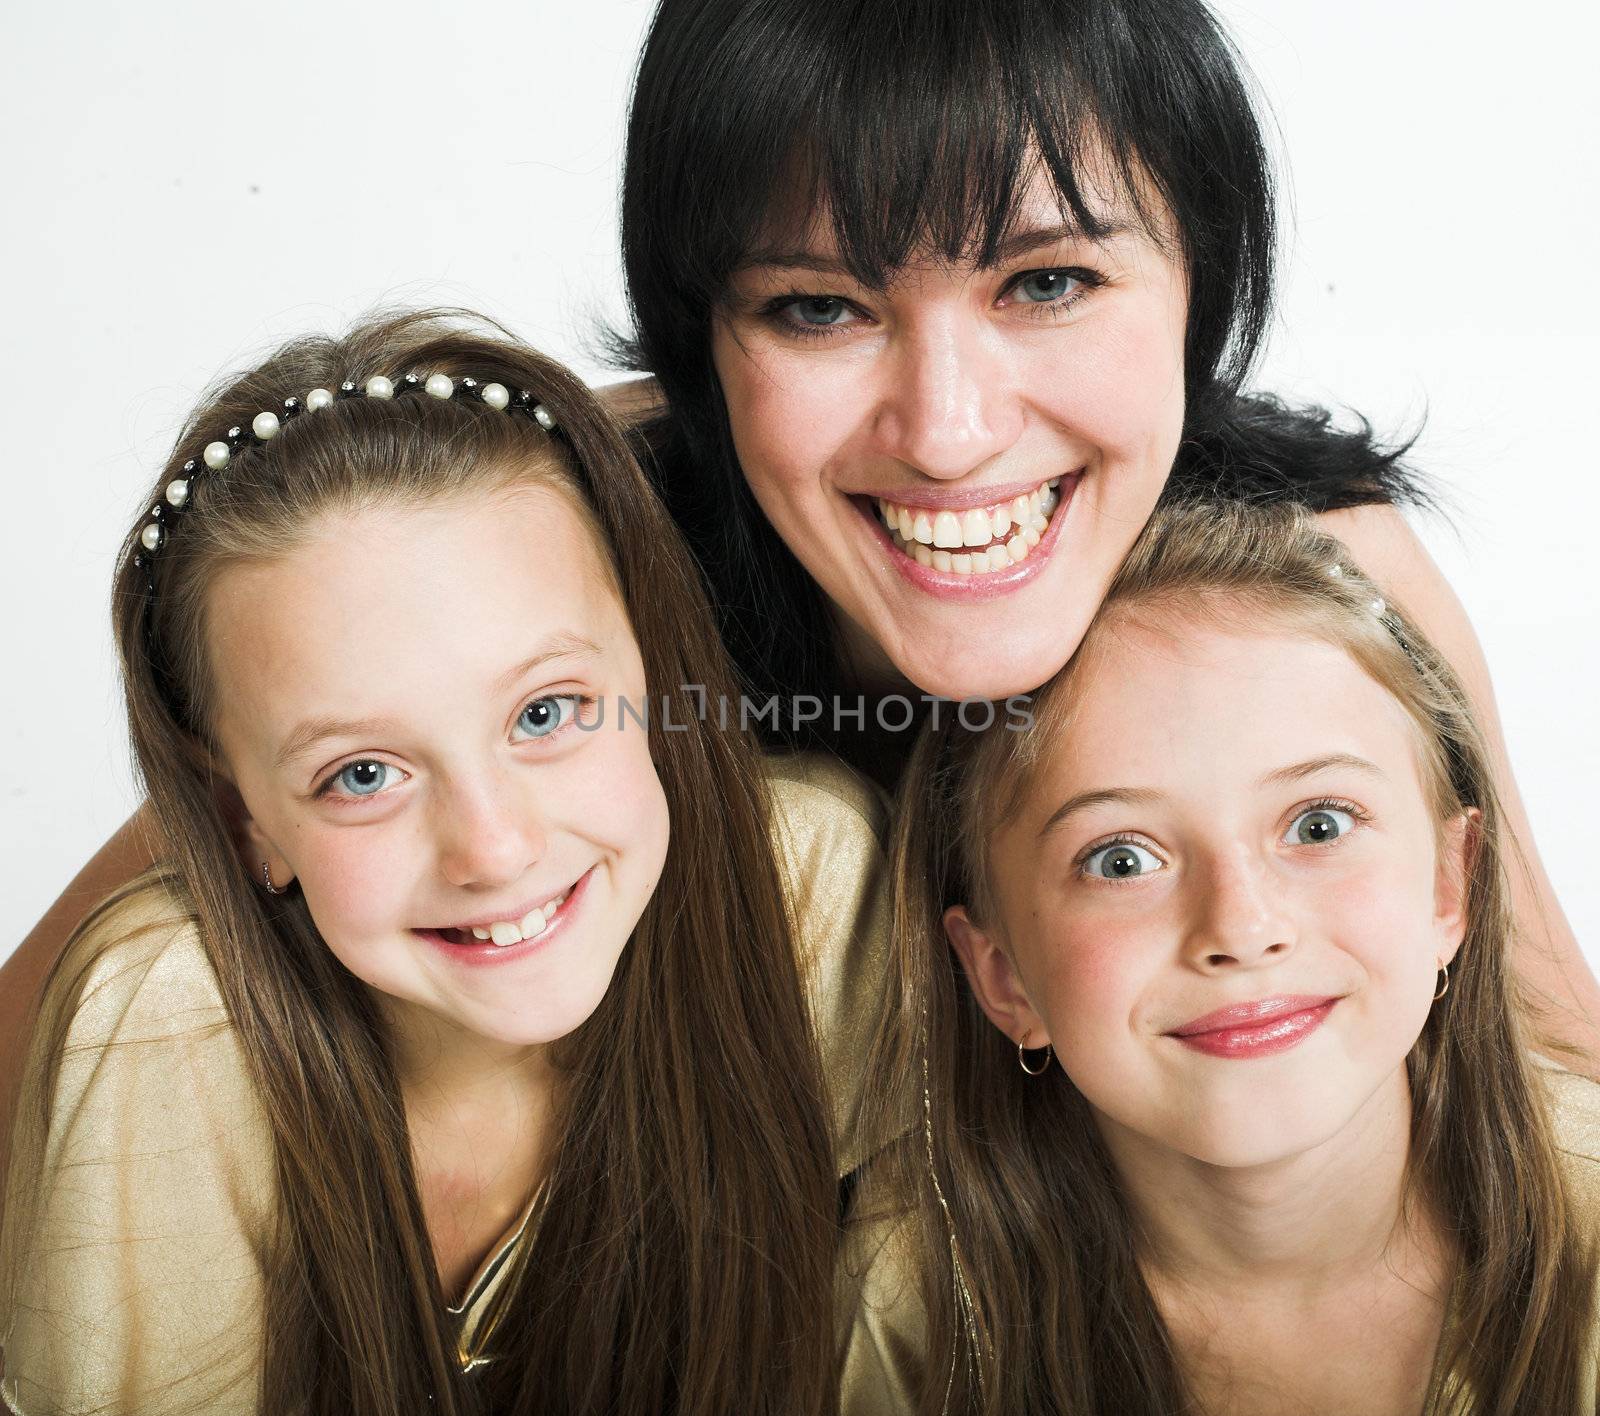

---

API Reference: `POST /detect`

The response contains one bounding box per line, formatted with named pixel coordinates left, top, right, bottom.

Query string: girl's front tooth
left=471, top=927, right=492, bottom=941
left=961, top=509, right=992, bottom=547
left=518, top=906, right=547, bottom=937
left=489, top=920, right=522, bottom=947
left=932, top=511, right=963, bottom=549
left=911, top=512, right=935, bottom=545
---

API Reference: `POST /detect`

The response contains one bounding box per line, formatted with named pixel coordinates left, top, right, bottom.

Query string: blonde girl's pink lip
left=1169, top=994, right=1338, bottom=1036
left=854, top=474, right=1077, bottom=601
left=411, top=865, right=595, bottom=968
left=1166, top=995, right=1341, bottom=1060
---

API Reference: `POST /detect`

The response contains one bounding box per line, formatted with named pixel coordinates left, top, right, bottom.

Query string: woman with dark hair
left=611, top=0, right=1593, bottom=1030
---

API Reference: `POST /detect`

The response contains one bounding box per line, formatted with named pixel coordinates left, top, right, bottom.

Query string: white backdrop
left=2, top=2, right=1596, bottom=964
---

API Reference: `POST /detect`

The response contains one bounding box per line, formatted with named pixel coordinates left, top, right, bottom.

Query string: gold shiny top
left=837, top=1057, right=1600, bottom=1414
left=0, top=751, right=893, bottom=1414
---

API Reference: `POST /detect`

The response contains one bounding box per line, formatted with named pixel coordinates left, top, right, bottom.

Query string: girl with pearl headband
left=0, top=310, right=890, bottom=1415
left=843, top=501, right=1600, bottom=1414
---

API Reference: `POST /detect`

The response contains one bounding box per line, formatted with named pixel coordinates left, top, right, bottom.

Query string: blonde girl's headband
left=131, top=372, right=559, bottom=587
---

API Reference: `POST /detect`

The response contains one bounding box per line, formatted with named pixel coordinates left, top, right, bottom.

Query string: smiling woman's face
left=713, top=164, right=1188, bottom=700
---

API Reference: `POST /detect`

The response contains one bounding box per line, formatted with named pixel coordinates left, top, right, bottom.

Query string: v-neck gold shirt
left=838, top=1059, right=1600, bottom=1414
left=1, top=752, right=892, bottom=1415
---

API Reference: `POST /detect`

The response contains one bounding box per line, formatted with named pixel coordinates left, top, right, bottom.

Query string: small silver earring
left=1433, top=963, right=1450, bottom=1001
left=262, top=861, right=289, bottom=895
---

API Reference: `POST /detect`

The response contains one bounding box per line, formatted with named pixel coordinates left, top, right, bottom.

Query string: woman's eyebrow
left=738, top=220, right=1137, bottom=278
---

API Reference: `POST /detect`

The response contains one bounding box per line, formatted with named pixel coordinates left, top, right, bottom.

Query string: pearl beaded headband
left=131, top=371, right=558, bottom=586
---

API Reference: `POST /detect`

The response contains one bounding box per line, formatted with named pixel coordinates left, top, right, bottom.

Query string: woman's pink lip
left=854, top=474, right=1077, bottom=601
left=851, top=474, right=1071, bottom=512
left=1166, top=995, right=1340, bottom=1060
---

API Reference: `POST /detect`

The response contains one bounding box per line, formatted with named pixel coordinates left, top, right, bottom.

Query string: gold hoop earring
left=262, top=861, right=289, bottom=895
left=1018, top=1037, right=1052, bottom=1076
left=1433, top=963, right=1450, bottom=1001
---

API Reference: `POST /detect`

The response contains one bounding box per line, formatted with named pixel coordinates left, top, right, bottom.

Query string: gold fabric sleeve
left=1, top=879, right=273, bottom=1415
left=764, top=752, right=900, bottom=1178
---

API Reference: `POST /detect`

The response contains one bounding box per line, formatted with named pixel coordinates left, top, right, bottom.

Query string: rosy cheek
left=293, top=828, right=408, bottom=946
left=1030, top=917, right=1146, bottom=1033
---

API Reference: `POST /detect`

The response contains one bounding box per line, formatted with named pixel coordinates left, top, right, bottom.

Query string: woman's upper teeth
left=877, top=478, right=1062, bottom=572
left=465, top=889, right=570, bottom=946
left=878, top=478, right=1060, bottom=546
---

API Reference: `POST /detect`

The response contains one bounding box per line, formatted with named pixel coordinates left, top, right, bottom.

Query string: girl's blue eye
left=784, top=297, right=852, bottom=327
left=331, top=761, right=399, bottom=798
left=1010, top=269, right=1081, bottom=304
left=515, top=695, right=579, bottom=741
left=1081, top=841, right=1164, bottom=880
left=1286, top=806, right=1357, bottom=846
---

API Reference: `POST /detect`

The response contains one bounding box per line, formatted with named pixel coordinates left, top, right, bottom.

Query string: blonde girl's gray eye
left=1082, top=842, right=1163, bottom=880
left=335, top=761, right=395, bottom=797
left=1286, top=807, right=1356, bottom=846
left=515, top=695, right=579, bottom=740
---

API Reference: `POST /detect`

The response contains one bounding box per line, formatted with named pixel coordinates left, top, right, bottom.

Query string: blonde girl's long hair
left=876, top=499, right=1595, bottom=1414
left=6, top=311, right=838, bottom=1416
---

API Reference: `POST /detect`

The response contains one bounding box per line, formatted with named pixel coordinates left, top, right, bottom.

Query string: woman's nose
left=434, top=775, right=547, bottom=891
left=1182, top=847, right=1298, bottom=971
left=871, top=309, right=1023, bottom=480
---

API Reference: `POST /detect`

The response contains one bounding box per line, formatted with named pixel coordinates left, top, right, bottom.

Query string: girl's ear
left=1433, top=808, right=1477, bottom=968
left=944, top=905, right=1050, bottom=1049
left=213, top=772, right=296, bottom=893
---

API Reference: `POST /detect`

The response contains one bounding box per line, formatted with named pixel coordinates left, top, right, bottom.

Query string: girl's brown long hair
left=874, top=500, right=1596, bottom=1414
left=8, top=311, right=837, bottom=1415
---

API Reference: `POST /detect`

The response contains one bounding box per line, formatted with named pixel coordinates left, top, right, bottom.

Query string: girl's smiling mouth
left=413, top=865, right=595, bottom=964
left=1166, top=994, right=1341, bottom=1059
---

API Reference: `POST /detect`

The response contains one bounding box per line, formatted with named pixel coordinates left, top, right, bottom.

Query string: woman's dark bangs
left=725, top=14, right=1157, bottom=291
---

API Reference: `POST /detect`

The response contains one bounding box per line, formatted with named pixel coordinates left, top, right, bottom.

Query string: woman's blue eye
left=332, top=761, right=398, bottom=797
left=1081, top=841, right=1164, bottom=880
left=1286, top=807, right=1357, bottom=846
left=1010, top=270, right=1081, bottom=304
left=784, top=297, right=852, bottom=327
left=515, top=695, right=579, bottom=741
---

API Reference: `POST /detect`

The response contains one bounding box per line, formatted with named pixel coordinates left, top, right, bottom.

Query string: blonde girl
left=849, top=501, right=1600, bottom=1414
left=1, top=311, right=887, bottom=1415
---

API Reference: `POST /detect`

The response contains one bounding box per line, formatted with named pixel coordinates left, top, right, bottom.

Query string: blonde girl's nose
left=1182, top=849, right=1298, bottom=971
